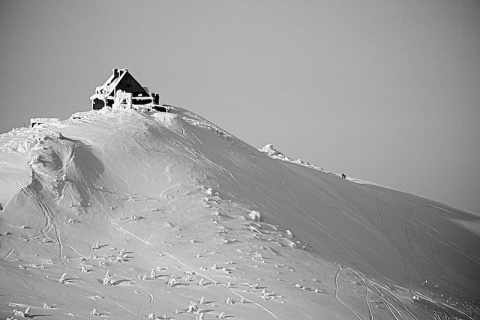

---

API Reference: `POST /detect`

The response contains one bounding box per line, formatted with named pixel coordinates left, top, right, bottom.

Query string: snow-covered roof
left=89, top=68, right=129, bottom=100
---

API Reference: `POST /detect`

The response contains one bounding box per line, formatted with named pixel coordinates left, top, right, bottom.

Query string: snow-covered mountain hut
left=90, top=68, right=161, bottom=110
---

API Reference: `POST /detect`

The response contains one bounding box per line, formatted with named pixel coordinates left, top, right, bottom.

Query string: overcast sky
left=1, top=0, right=479, bottom=213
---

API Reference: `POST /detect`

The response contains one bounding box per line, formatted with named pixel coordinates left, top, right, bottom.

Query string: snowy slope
left=0, top=107, right=479, bottom=320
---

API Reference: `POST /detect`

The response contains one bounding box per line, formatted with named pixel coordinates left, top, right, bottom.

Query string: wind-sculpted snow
left=0, top=130, right=103, bottom=211
left=0, top=107, right=479, bottom=319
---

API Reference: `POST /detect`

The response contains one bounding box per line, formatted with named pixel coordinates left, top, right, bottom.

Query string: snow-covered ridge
left=259, top=143, right=383, bottom=186
left=259, top=144, right=323, bottom=169
left=0, top=106, right=479, bottom=320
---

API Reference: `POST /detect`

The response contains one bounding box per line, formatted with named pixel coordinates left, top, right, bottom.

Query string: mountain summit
left=0, top=107, right=479, bottom=319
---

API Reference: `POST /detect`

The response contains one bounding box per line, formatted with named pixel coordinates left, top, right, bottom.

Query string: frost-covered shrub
left=187, top=302, right=198, bottom=313
left=92, top=241, right=100, bottom=250
left=167, top=277, right=176, bottom=286
left=248, top=210, right=262, bottom=222
left=59, top=273, right=67, bottom=284
left=13, top=309, right=25, bottom=317
left=103, top=270, right=112, bottom=285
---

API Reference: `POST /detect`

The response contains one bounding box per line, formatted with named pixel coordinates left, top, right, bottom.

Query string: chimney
left=113, top=68, right=119, bottom=78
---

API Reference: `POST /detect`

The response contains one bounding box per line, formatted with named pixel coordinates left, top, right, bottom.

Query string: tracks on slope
left=92, top=191, right=282, bottom=320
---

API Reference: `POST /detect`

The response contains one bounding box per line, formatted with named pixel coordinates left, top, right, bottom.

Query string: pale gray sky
left=1, top=0, right=479, bottom=213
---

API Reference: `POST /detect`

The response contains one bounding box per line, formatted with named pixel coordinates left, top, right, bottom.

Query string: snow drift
left=0, top=107, right=479, bottom=320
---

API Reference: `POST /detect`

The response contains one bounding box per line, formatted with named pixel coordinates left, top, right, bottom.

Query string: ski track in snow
left=231, top=291, right=280, bottom=320
left=1, top=188, right=57, bottom=261
left=334, top=265, right=362, bottom=320
left=364, top=286, right=374, bottom=320
left=350, top=268, right=418, bottom=320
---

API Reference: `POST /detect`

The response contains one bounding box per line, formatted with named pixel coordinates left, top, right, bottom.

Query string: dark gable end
left=113, top=72, right=149, bottom=98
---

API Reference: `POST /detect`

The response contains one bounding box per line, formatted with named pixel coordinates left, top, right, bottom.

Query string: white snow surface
left=0, top=106, right=479, bottom=320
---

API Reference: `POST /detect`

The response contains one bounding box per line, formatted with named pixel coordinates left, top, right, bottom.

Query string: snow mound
left=1, top=130, right=103, bottom=213
left=0, top=107, right=479, bottom=320
left=260, top=143, right=324, bottom=170
left=260, top=144, right=284, bottom=158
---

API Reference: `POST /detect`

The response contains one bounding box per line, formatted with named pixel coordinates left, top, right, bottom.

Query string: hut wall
left=92, top=98, right=105, bottom=110
left=153, top=93, right=160, bottom=105
left=132, top=98, right=152, bottom=105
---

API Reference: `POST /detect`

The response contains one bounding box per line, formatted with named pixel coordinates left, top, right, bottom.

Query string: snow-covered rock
left=248, top=210, right=262, bottom=222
